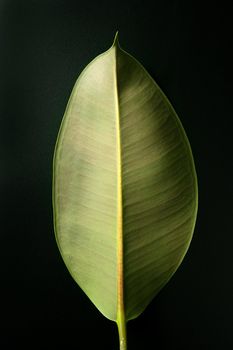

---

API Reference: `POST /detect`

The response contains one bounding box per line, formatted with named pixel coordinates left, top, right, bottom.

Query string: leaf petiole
left=117, top=311, right=127, bottom=350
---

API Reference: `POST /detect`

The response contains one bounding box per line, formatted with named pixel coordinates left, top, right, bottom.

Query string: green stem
left=117, top=311, right=127, bottom=350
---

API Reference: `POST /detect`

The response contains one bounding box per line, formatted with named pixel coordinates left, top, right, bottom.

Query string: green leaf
left=53, top=32, right=198, bottom=349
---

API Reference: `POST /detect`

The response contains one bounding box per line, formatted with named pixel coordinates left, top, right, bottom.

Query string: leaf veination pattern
left=53, top=35, right=198, bottom=333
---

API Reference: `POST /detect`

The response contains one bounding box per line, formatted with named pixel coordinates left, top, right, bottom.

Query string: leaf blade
left=53, top=36, right=198, bottom=323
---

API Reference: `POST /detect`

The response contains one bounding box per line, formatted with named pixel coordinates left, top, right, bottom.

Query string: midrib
left=113, top=42, right=124, bottom=323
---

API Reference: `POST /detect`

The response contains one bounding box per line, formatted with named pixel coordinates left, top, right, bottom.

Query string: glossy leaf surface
left=53, top=34, right=198, bottom=324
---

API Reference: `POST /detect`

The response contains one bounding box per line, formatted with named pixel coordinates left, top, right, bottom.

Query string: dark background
left=1, top=0, right=233, bottom=348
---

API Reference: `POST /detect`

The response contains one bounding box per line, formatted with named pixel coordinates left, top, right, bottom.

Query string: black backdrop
left=1, top=1, right=233, bottom=349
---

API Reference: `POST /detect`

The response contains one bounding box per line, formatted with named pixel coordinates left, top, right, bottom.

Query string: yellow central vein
left=113, top=41, right=123, bottom=316
left=113, top=33, right=127, bottom=349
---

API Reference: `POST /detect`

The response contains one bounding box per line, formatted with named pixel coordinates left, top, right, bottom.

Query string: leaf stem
left=117, top=312, right=127, bottom=350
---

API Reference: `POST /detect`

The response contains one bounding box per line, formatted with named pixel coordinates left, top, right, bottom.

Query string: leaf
left=53, top=33, right=198, bottom=349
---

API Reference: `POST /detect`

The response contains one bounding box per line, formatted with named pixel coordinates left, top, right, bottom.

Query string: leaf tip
left=113, top=31, right=120, bottom=47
